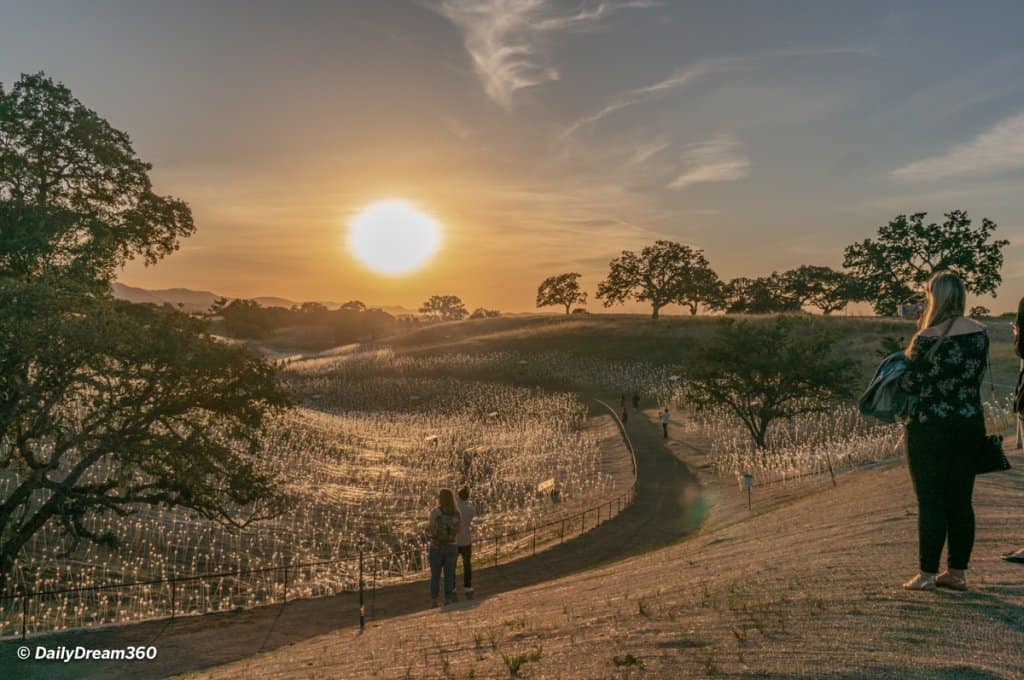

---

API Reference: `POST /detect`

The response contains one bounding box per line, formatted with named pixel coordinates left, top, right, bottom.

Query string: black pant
left=905, top=418, right=980, bottom=573
left=662, top=423, right=668, bottom=438
left=457, top=545, right=472, bottom=589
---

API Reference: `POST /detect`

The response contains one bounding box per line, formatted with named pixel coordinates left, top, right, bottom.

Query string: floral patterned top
left=899, top=329, right=989, bottom=424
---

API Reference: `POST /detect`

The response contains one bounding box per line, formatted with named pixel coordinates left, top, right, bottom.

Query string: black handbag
left=978, top=433, right=1012, bottom=475
left=979, top=354, right=1013, bottom=475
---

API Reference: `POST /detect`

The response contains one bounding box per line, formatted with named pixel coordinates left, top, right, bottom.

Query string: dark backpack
left=432, top=511, right=459, bottom=544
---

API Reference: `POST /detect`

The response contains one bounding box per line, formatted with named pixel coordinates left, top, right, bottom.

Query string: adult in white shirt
left=455, top=486, right=477, bottom=598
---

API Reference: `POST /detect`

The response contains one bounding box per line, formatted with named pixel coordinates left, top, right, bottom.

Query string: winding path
left=0, top=402, right=701, bottom=680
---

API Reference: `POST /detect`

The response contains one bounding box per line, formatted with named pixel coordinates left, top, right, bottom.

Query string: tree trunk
left=651, top=304, right=661, bottom=320
left=689, top=303, right=698, bottom=316
left=565, top=304, right=571, bottom=315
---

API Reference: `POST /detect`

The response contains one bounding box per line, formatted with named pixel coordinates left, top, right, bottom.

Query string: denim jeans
left=429, top=543, right=457, bottom=600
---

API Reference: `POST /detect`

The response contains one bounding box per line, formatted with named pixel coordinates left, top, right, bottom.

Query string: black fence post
left=21, top=595, right=27, bottom=640
left=560, top=519, right=565, bottom=543
left=170, top=579, right=176, bottom=620
left=494, top=535, right=498, bottom=567
left=532, top=527, right=537, bottom=555
left=282, top=565, right=289, bottom=604
left=359, top=548, right=365, bottom=632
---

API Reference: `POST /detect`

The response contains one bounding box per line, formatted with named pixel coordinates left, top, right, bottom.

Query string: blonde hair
left=907, top=271, right=966, bottom=358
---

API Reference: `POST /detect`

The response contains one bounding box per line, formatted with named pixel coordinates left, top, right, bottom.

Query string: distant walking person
left=428, top=489, right=461, bottom=606
left=661, top=408, right=670, bottom=439
left=899, top=271, right=987, bottom=591
left=455, top=487, right=477, bottom=598
left=632, top=392, right=640, bottom=411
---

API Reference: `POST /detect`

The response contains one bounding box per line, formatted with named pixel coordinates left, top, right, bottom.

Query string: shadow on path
left=0, top=400, right=701, bottom=679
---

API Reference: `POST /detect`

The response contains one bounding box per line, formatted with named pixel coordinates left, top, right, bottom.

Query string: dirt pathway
left=0, top=400, right=701, bottom=679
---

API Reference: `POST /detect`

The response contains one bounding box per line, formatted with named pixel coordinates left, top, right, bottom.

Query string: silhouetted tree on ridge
left=843, top=211, right=1007, bottom=315
left=596, top=240, right=719, bottom=319
left=536, top=272, right=588, bottom=315
left=419, top=294, right=468, bottom=321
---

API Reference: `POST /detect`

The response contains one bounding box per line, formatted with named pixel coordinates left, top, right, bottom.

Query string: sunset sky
left=3, top=1, right=1024, bottom=313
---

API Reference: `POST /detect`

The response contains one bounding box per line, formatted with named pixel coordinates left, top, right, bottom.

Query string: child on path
left=455, top=487, right=477, bottom=598
left=660, top=408, right=670, bottom=439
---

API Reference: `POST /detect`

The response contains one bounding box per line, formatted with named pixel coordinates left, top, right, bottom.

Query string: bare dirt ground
left=178, top=414, right=1024, bottom=680
left=0, top=403, right=690, bottom=679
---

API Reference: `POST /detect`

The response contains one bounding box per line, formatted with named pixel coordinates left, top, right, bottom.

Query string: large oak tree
left=0, top=73, right=288, bottom=587
left=782, top=265, right=863, bottom=315
left=596, top=240, right=719, bottom=319
left=419, top=294, right=468, bottom=321
left=683, top=317, right=857, bottom=449
left=843, top=211, right=1007, bottom=315
left=536, top=272, right=587, bottom=315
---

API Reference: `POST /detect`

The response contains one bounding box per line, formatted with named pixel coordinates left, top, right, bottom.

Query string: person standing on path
left=898, top=271, right=987, bottom=591
left=660, top=408, right=670, bottom=439
left=632, top=392, right=640, bottom=412
left=455, top=486, right=477, bottom=598
left=428, top=489, right=461, bottom=606
left=1005, top=297, right=1024, bottom=564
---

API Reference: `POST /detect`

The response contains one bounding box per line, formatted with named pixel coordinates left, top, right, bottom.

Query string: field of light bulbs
left=0, top=348, right=636, bottom=636
left=678, top=395, right=1017, bottom=487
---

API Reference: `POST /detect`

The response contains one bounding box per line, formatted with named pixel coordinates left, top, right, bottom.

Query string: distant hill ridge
left=111, top=282, right=418, bottom=316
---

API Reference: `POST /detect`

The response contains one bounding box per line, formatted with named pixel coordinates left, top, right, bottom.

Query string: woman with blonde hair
left=899, top=271, right=988, bottom=590
left=427, top=489, right=461, bottom=606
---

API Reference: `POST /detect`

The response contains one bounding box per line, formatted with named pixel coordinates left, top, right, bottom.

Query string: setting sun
left=347, top=199, right=442, bottom=275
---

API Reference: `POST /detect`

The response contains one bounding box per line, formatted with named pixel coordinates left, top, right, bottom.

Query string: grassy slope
left=182, top=316, right=1022, bottom=678
left=373, top=313, right=1020, bottom=393
left=190, top=419, right=1024, bottom=679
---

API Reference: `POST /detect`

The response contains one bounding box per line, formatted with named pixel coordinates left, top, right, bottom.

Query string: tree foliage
left=217, top=298, right=397, bottom=343
left=718, top=274, right=801, bottom=314
left=469, top=307, right=501, bottom=319
left=419, top=294, right=468, bottom=321
left=339, top=300, right=366, bottom=312
left=843, top=211, right=1007, bottom=315
left=0, top=72, right=287, bottom=585
left=0, top=72, right=194, bottom=284
left=782, top=265, right=863, bottom=315
left=536, top=272, right=587, bottom=315
left=683, top=317, right=857, bottom=448
left=596, top=240, right=719, bottom=319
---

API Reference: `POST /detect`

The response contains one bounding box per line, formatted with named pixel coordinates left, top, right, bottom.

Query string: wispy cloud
left=891, top=112, right=1024, bottom=182
left=627, top=138, right=671, bottom=165
left=561, top=47, right=875, bottom=138
left=561, top=58, right=737, bottom=138
left=434, top=0, right=657, bottom=107
left=667, top=134, right=750, bottom=190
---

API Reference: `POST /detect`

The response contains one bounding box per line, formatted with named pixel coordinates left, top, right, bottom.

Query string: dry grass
left=187, top=425, right=1024, bottom=679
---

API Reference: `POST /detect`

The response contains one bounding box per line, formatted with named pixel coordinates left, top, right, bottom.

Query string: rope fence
left=0, top=399, right=638, bottom=640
